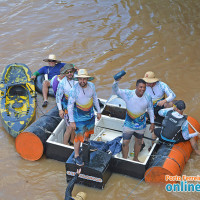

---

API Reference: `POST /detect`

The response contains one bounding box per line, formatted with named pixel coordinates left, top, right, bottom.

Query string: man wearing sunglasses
left=50, top=64, right=72, bottom=96
left=56, top=64, right=78, bottom=145
left=31, top=54, right=65, bottom=107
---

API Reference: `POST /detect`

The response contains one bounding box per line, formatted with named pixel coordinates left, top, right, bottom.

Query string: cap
left=174, top=100, right=186, bottom=110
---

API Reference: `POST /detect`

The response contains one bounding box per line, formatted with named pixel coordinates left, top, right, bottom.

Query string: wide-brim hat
left=60, top=63, right=75, bottom=74
left=73, top=192, right=87, bottom=200
left=143, top=71, right=159, bottom=83
left=43, top=54, right=61, bottom=63
left=73, top=69, right=94, bottom=81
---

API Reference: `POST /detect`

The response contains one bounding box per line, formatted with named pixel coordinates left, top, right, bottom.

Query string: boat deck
left=47, top=114, right=158, bottom=164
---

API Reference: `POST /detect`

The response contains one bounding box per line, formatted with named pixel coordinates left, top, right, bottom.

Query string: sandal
left=68, top=141, right=74, bottom=146
left=42, top=101, right=48, bottom=107
left=73, top=156, right=84, bottom=166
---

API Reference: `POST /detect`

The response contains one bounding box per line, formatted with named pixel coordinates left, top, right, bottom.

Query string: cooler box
left=66, top=150, right=112, bottom=189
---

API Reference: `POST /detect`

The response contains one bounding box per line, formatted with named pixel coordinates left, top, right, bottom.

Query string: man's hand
left=31, top=75, right=36, bottom=80
left=149, top=123, right=155, bottom=133
left=157, top=99, right=167, bottom=107
left=59, top=110, right=65, bottom=119
left=97, top=113, right=101, bottom=120
left=115, top=77, right=122, bottom=81
left=70, top=122, right=76, bottom=130
left=77, top=168, right=81, bottom=175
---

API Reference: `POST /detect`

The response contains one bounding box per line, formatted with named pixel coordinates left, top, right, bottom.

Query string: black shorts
left=123, top=127, right=145, bottom=140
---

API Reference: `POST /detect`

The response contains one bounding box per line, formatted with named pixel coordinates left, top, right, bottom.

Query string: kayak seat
left=9, top=85, right=27, bottom=96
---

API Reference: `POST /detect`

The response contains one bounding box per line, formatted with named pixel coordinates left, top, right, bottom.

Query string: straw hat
left=43, top=54, right=61, bottom=63
left=73, top=192, right=87, bottom=200
left=74, top=69, right=94, bottom=81
left=143, top=71, right=159, bottom=83
left=60, top=63, right=75, bottom=74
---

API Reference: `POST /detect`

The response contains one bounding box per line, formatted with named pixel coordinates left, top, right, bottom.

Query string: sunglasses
left=48, top=60, right=56, bottom=63
left=65, top=70, right=74, bottom=74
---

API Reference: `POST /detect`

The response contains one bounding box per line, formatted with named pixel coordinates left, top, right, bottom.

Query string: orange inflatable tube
left=145, top=116, right=200, bottom=184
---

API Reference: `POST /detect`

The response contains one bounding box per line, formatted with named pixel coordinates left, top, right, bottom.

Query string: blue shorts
left=75, top=116, right=95, bottom=135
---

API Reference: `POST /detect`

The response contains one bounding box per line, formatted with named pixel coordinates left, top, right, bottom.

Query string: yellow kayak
left=0, top=63, right=36, bottom=137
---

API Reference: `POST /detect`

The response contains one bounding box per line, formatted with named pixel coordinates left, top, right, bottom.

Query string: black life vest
left=160, top=110, right=187, bottom=143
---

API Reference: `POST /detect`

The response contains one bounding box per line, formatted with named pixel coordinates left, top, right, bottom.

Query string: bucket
left=15, top=106, right=62, bottom=161
left=145, top=116, right=200, bottom=183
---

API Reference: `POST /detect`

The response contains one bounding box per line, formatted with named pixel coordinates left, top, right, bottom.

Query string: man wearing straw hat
left=31, top=54, right=65, bottom=107
left=153, top=100, right=200, bottom=155
left=112, top=78, right=155, bottom=162
left=56, top=63, right=77, bottom=145
left=143, top=71, right=176, bottom=118
left=68, top=69, right=101, bottom=166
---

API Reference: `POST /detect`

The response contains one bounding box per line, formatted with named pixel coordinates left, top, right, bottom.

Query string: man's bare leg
left=63, top=126, right=73, bottom=145
left=122, top=139, right=130, bottom=159
left=134, top=137, right=142, bottom=162
left=74, top=140, right=81, bottom=158
left=70, top=131, right=75, bottom=144
left=42, top=80, right=50, bottom=102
